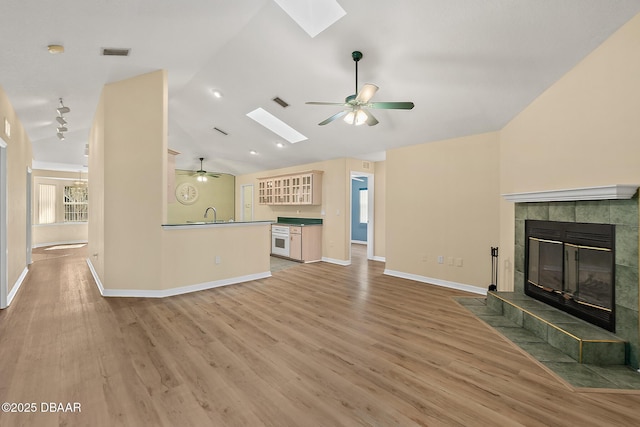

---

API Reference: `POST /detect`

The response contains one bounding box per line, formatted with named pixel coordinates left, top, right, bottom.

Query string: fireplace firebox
left=525, top=220, right=615, bottom=331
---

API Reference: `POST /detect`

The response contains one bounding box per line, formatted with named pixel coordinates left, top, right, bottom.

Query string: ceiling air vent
left=101, top=48, right=131, bottom=56
left=272, top=97, right=289, bottom=108
left=213, top=127, right=228, bottom=136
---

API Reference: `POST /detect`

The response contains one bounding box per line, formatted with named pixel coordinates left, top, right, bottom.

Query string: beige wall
left=498, top=12, right=640, bottom=290
left=88, top=70, right=270, bottom=294
left=168, top=172, right=235, bottom=223
left=89, top=70, right=167, bottom=291
left=0, top=85, right=33, bottom=298
left=374, top=161, right=386, bottom=259
left=161, top=224, right=270, bottom=289
left=236, top=157, right=382, bottom=263
left=385, top=132, right=501, bottom=291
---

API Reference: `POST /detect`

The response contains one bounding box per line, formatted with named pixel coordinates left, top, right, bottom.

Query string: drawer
left=289, top=226, right=302, bottom=234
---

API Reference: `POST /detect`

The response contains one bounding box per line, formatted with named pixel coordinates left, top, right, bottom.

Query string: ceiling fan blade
left=355, top=84, right=379, bottom=103
left=306, top=101, right=347, bottom=106
left=365, top=110, right=379, bottom=126
left=318, top=110, right=347, bottom=126
left=368, top=101, right=415, bottom=110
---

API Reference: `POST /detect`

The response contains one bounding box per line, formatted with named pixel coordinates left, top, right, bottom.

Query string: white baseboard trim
left=322, top=257, right=351, bottom=266
left=383, top=269, right=486, bottom=296
left=86, top=258, right=271, bottom=298
left=7, top=267, right=29, bottom=306
left=86, top=258, right=105, bottom=296
left=371, top=256, right=386, bottom=262
left=34, top=240, right=88, bottom=249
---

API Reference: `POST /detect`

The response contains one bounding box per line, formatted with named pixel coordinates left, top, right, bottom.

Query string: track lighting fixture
left=55, top=98, right=70, bottom=140
left=57, top=98, right=70, bottom=115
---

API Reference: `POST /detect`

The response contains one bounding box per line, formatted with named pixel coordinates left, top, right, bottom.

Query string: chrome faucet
left=204, top=206, right=217, bottom=223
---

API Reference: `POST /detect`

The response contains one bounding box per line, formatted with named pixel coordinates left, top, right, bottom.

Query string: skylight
left=246, top=108, right=307, bottom=144
left=274, top=0, right=346, bottom=38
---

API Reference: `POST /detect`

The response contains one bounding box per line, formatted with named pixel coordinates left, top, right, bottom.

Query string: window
left=38, top=184, right=56, bottom=224
left=359, top=188, right=368, bottom=224
left=64, top=186, right=88, bottom=222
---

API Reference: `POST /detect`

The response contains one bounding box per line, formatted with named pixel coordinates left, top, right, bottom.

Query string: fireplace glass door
left=525, top=220, right=615, bottom=331
left=564, top=243, right=613, bottom=311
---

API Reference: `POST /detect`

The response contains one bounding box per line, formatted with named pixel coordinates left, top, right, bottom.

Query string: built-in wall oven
left=271, top=225, right=290, bottom=257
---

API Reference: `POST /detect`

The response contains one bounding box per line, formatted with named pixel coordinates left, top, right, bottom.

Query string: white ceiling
left=2, top=1, right=640, bottom=175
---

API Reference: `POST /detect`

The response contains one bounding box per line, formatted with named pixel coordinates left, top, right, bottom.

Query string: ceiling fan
left=306, top=51, right=414, bottom=126
left=177, top=157, right=221, bottom=181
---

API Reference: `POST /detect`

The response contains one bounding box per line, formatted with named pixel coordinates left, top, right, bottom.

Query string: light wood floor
left=1, top=244, right=640, bottom=426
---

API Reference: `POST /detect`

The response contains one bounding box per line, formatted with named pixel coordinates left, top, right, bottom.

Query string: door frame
left=26, top=167, right=32, bottom=265
left=349, top=171, right=374, bottom=261
left=1, top=137, right=7, bottom=309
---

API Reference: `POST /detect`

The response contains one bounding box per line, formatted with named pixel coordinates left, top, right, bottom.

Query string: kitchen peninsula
left=89, top=220, right=273, bottom=298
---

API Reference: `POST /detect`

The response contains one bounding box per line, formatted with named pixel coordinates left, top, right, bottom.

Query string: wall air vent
left=213, top=127, right=228, bottom=136
left=362, top=161, right=371, bottom=169
left=101, top=48, right=131, bottom=56
left=273, top=97, right=289, bottom=108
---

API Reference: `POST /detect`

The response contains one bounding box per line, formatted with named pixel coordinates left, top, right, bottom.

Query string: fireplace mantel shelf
left=502, top=185, right=638, bottom=203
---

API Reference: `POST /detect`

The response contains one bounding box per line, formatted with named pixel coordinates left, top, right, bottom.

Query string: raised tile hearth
left=458, top=295, right=640, bottom=390
left=487, top=292, right=625, bottom=365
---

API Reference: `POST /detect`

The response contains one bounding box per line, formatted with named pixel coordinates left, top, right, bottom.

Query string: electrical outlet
left=437, top=255, right=444, bottom=264
left=215, top=255, right=221, bottom=264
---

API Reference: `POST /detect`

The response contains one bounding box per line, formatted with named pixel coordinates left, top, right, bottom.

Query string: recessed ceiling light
left=246, top=107, right=307, bottom=143
left=250, top=150, right=258, bottom=155
left=47, top=44, right=64, bottom=54
left=212, top=90, right=223, bottom=98
left=276, top=142, right=285, bottom=148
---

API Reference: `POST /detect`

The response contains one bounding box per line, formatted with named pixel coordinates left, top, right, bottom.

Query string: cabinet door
left=291, top=175, right=301, bottom=204
left=299, top=173, right=313, bottom=204
left=290, top=233, right=302, bottom=260
left=258, top=180, right=266, bottom=204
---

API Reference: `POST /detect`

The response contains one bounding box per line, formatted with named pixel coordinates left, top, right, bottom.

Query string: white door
left=0, top=138, right=7, bottom=309
left=241, top=184, right=254, bottom=221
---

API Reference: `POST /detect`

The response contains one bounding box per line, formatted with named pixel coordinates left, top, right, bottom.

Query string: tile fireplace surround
left=505, top=186, right=639, bottom=369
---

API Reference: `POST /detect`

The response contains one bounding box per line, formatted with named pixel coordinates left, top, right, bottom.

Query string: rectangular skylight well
left=274, top=0, right=346, bottom=38
left=246, top=108, right=307, bottom=144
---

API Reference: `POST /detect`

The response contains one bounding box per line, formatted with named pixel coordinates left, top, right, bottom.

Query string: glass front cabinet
left=258, top=170, right=323, bottom=205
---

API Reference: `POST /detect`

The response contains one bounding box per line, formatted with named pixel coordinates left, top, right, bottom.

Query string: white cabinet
left=258, top=170, right=323, bottom=205
left=288, top=225, right=322, bottom=262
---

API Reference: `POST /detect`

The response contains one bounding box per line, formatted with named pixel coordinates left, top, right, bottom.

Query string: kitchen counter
left=162, top=220, right=274, bottom=230
left=274, top=217, right=323, bottom=226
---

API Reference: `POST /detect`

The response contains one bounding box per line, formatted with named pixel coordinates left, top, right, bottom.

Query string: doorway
left=241, top=184, right=254, bottom=221
left=1, top=137, right=7, bottom=309
left=350, top=171, right=374, bottom=261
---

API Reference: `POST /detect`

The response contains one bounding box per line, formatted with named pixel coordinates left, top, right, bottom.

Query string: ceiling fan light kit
left=306, top=51, right=414, bottom=126
left=183, top=157, right=221, bottom=181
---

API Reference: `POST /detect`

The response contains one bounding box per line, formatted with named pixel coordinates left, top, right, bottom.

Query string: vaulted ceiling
left=2, top=1, right=639, bottom=175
